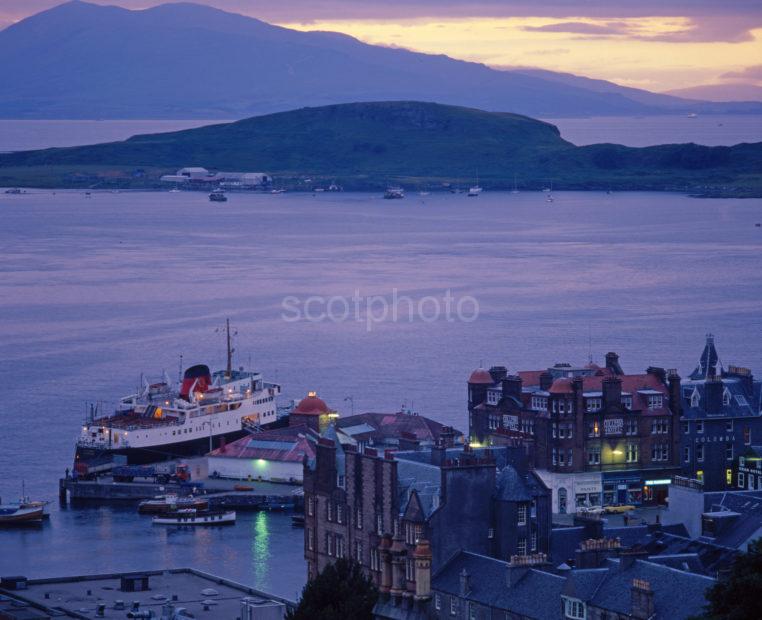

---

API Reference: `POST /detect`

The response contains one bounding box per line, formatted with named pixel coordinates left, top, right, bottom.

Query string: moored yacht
left=383, top=187, right=405, bottom=199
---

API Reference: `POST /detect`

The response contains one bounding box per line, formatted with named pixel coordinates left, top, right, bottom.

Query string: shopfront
left=642, top=478, right=671, bottom=505
left=603, top=472, right=642, bottom=506
left=574, top=475, right=603, bottom=509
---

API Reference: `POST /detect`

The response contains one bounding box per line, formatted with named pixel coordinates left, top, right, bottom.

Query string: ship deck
left=91, top=414, right=183, bottom=430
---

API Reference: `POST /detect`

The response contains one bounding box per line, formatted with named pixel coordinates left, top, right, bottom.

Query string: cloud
left=527, top=48, right=571, bottom=56
left=523, top=21, right=631, bottom=36
left=721, top=64, right=762, bottom=82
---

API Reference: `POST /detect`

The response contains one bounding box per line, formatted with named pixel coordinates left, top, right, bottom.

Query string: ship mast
left=226, top=318, right=233, bottom=379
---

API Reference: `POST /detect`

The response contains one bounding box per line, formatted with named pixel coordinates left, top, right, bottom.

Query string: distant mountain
left=664, top=84, right=762, bottom=103
left=2, top=101, right=761, bottom=196
left=1, top=1, right=761, bottom=119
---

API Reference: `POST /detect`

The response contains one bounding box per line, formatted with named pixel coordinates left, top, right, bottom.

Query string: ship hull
left=75, top=428, right=249, bottom=466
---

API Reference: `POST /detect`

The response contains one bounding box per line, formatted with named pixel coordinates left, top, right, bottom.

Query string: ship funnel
left=179, top=365, right=212, bottom=400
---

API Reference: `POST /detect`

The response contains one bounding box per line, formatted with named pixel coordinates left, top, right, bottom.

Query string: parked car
left=604, top=504, right=636, bottom=514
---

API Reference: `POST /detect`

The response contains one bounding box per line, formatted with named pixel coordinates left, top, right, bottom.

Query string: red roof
left=293, top=392, right=331, bottom=415
left=549, top=377, right=574, bottom=394
left=208, top=424, right=317, bottom=462
left=517, top=370, right=545, bottom=387
left=468, top=368, right=493, bottom=384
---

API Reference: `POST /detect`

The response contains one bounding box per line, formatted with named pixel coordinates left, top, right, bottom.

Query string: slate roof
left=689, top=335, right=721, bottom=380
left=432, top=551, right=714, bottom=620
left=495, top=467, right=546, bottom=502
left=701, top=490, right=762, bottom=548
left=581, top=558, right=714, bottom=619
left=335, top=411, right=461, bottom=445
left=432, top=551, right=565, bottom=620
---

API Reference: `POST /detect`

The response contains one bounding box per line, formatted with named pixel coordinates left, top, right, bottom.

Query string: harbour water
left=1, top=189, right=761, bottom=594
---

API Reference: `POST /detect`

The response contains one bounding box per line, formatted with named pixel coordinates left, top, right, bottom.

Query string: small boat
left=152, top=508, right=236, bottom=526
left=0, top=503, right=44, bottom=525
left=4, top=188, right=22, bottom=195
left=270, top=189, right=286, bottom=194
left=261, top=497, right=295, bottom=511
left=418, top=191, right=430, bottom=196
left=687, top=113, right=698, bottom=118
left=546, top=194, right=555, bottom=203
left=138, top=494, right=209, bottom=514
left=383, top=187, right=405, bottom=199
left=169, top=188, right=181, bottom=193
left=467, top=186, right=482, bottom=197
left=209, top=189, right=227, bottom=202
left=233, top=484, right=254, bottom=492
left=291, top=515, right=305, bottom=528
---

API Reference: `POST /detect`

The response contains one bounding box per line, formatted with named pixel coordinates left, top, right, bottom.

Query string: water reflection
left=252, top=511, right=271, bottom=588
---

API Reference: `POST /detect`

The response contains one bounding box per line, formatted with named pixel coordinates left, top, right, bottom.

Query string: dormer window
left=648, top=394, right=663, bottom=410
left=621, top=395, right=632, bottom=409
left=563, top=597, right=586, bottom=620
left=586, top=398, right=602, bottom=412
left=723, top=388, right=731, bottom=406
left=690, top=388, right=700, bottom=409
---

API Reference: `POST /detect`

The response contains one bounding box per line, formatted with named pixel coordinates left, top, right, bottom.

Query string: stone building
left=302, top=438, right=552, bottom=597
left=468, top=353, right=683, bottom=512
left=680, top=335, right=762, bottom=491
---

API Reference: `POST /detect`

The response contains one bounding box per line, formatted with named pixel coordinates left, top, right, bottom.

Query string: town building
left=303, top=439, right=552, bottom=596
left=160, top=167, right=272, bottom=188
left=468, top=353, right=682, bottom=513
left=663, top=474, right=762, bottom=550
left=208, top=391, right=462, bottom=483
left=680, top=335, right=762, bottom=491
left=0, top=568, right=294, bottom=619
left=429, top=549, right=714, bottom=620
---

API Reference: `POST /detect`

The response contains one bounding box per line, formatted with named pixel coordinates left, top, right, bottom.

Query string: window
left=736, top=394, right=749, bottom=407
left=327, top=501, right=334, bottom=522
left=588, top=446, right=601, bottom=465
left=691, top=389, right=700, bottom=409
left=558, top=450, right=565, bottom=466
left=697, top=469, right=704, bottom=483
left=450, top=596, right=458, bottom=615
left=355, top=507, right=363, bottom=530
left=626, top=444, right=639, bottom=463
left=648, top=394, right=663, bottom=410
left=739, top=472, right=745, bottom=488
left=469, top=604, right=477, bottom=620
left=684, top=446, right=690, bottom=463
left=406, top=559, right=415, bottom=581
left=588, top=421, right=600, bottom=438
left=622, top=395, right=633, bottom=409
left=625, top=419, right=638, bottom=436
left=326, top=533, right=334, bottom=556
left=517, top=537, right=527, bottom=556
left=651, top=444, right=668, bottom=462
left=726, top=469, right=733, bottom=486
left=723, top=389, right=731, bottom=406
left=307, top=528, right=314, bottom=551
left=745, top=427, right=752, bottom=445
left=337, top=504, right=344, bottom=524
left=552, top=448, right=558, bottom=466
left=586, top=398, right=602, bottom=412
left=488, top=527, right=494, bottom=539
left=370, top=547, right=379, bottom=570
left=726, top=443, right=733, bottom=460
left=435, top=594, right=441, bottom=610
left=376, top=514, right=383, bottom=535
left=568, top=448, right=573, bottom=465
left=651, top=419, right=668, bottom=435
left=697, top=420, right=704, bottom=434
left=531, top=530, right=537, bottom=551
left=355, top=541, right=363, bottom=564
left=337, top=535, right=346, bottom=558
left=564, top=598, right=586, bottom=620
left=552, top=423, right=557, bottom=438
left=697, top=444, right=704, bottom=462
left=517, top=504, right=527, bottom=525
left=307, top=496, right=314, bottom=516
left=559, top=400, right=566, bottom=414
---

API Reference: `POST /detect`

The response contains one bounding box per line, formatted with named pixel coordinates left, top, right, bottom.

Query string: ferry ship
left=75, top=324, right=280, bottom=466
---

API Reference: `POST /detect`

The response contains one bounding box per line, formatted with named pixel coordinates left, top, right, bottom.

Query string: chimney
left=490, top=366, right=508, bottom=382
left=647, top=366, right=667, bottom=385
left=619, top=549, right=649, bottom=570
left=573, top=514, right=604, bottom=540
left=540, top=372, right=553, bottom=391
left=631, top=578, right=655, bottom=620
left=704, top=377, right=723, bottom=414
left=667, top=370, right=682, bottom=416
left=413, top=540, right=432, bottom=601
left=605, top=352, right=624, bottom=375
left=602, top=376, right=622, bottom=408
left=502, top=375, right=523, bottom=400
left=574, top=538, right=621, bottom=569
left=459, top=569, right=470, bottom=597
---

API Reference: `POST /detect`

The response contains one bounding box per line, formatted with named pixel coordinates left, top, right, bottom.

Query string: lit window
left=726, top=469, right=733, bottom=486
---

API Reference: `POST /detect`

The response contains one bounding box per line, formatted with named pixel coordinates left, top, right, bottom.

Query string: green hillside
left=2, top=101, right=761, bottom=196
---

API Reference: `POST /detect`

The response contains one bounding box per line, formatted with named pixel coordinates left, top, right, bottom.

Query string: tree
left=696, top=538, right=762, bottom=620
left=287, top=558, right=379, bottom=620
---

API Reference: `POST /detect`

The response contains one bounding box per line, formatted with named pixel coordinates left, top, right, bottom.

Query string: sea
left=0, top=118, right=762, bottom=598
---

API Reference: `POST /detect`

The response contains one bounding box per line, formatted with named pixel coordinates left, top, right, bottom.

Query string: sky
left=1, top=1, right=761, bottom=93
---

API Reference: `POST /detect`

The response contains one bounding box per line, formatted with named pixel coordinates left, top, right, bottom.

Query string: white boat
left=384, top=187, right=405, bottom=199
left=209, top=189, right=227, bottom=202
left=75, top=320, right=281, bottom=466
left=467, top=186, right=482, bottom=197
left=153, top=509, right=236, bottom=526
left=0, top=503, right=44, bottom=525
left=169, top=188, right=181, bottom=193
